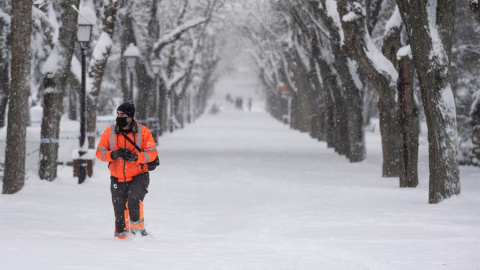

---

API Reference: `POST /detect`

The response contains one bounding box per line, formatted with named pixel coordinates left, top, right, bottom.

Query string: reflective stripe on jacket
left=96, top=123, right=158, bottom=182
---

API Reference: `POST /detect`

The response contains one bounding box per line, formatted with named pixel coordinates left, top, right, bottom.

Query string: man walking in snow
left=96, top=101, right=158, bottom=239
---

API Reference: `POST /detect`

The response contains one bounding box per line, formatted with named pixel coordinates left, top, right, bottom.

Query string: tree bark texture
left=2, top=0, right=31, bottom=194
left=135, top=62, right=155, bottom=123
left=86, top=0, right=118, bottom=149
left=398, top=55, right=419, bottom=187
left=308, top=82, right=323, bottom=141
left=132, top=0, right=158, bottom=127
left=39, top=0, right=79, bottom=181
left=338, top=0, right=401, bottom=176
left=381, top=19, right=419, bottom=187
left=308, top=29, right=326, bottom=141
left=316, top=60, right=337, bottom=149
left=313, top=0, right=366, bottom=162
left=158, top=77, right=168, bottom=134
left=0, top=13, right=10, bottom=128
left=118, top=5, right=136, bottom=101
left=145, top=0, right=161, bottom=135
left=471, top=96, right=480, bottom=162
left=469, top=0, right=480, bottom=168
left=396, top=0, right=460, bottom=203
left=325, top=19, right=365, bottom=161
left=290, top=49, right=313, bottom=134
left=332, top=53, right=364, bottom=162
left=331, top=88, right=350, bottom=157
left=67, top=73, right=79, bottom=121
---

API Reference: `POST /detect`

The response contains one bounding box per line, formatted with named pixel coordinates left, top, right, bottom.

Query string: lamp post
left=124, top=43, right=140, bottom=101
left=151, top=59, right=162, bottom=140
left=76, top=6, right=95, bottom=184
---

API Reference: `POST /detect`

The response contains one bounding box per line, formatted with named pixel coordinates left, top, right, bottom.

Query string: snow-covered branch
left=0, top=8, right=11, bottom=25
left=152, top=17, right=208, bottom=55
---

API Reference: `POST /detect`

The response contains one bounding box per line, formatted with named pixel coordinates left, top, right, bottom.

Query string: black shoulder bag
left=121, top=133, right=160, bottom=171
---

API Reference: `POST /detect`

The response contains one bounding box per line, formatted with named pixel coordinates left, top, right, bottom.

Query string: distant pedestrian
left=226, top=93, right=233, bottom=103
left=235, top=97, right=243, bottom=110
left=248, top=98, right=252, bottom=111
left=96, top=101, right=158, bottom=239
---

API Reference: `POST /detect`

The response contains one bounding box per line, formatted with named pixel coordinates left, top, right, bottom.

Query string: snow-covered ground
left=1, top=73, right=480, bottom=270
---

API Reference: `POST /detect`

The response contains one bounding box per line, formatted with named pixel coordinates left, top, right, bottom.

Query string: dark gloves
left=111, top=148, right=137, bottom=161
left=110, top=148, right=130, bottom=160
left=123, top=152, right=138, bottom=162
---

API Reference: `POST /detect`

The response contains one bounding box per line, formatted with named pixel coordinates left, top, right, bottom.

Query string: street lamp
left=76, top=6, right=95, bottom=184
left=124, top=43, right=140, bottom=101
left=151, top=58, right=162, bottom=140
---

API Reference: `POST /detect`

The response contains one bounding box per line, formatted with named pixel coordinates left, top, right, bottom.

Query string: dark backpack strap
left=122, top=133, right=141, bottom=152
left=122, top=133, right=145, bottom=170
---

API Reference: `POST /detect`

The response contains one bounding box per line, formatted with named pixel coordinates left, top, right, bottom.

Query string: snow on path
left=1, top=109, right=479, bottom=270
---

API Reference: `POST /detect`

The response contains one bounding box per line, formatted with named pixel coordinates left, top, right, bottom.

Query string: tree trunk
left=381, top=12, right=419, bottom=186
left=316, top=63, right=337, bottom=149
left=332, top=90, right=350, bottom=156
left=317, top=58, right=349, bottom=156
left=86, top=0, right=118, bottom=149
left=118, top=5, right=135, bottom=101
left=469, top=0, right=480, bottom=176
left=147, top=0, right=160, bottom=137
left=326, top=23, right=365, bottom=161
left=338, top=0, right=402, bottom=176
left=134, top=62, right=154, bottom=124
left=0, top=12, right=10, bottom=128
left=363, top=85, right=377, bottom=126
left=398, top=54, right=419, bottom=187
left=292, top=47, right=313, bottom=133
left=170, top=89, right=176, bottom=132
left=336, top=57, right=365, bottom=162
left=308, top=29, right=325, bottom=141
left=68, top=73, right=78, bottom=121
left=317, top=105, right=326, bottom=141
left=345, top=87, right=365, bottom=162
left=2, top=0, right=31, bottom=194
left=312, top=0, right=365, bottom=162
left=471, top=95, right=480, bottom=162
left=325, top=93, right=336, bottom=148
left=158, top=77, right=167, bottom=135
left=39, top=0, right=79, bottom=181
left=397, top=0, right=460, bottom=203
left=377, top=89, right=402, bottom=177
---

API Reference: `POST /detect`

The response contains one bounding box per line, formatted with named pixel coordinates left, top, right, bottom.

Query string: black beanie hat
left=117, top=101, right=135, bottom=118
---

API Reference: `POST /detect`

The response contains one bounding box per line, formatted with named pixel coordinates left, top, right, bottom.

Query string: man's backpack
left=121, top=133, right=159, bottom=171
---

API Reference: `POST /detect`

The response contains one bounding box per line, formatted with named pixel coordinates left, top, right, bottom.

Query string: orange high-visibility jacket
left=96, top=123, right=158, bottom=182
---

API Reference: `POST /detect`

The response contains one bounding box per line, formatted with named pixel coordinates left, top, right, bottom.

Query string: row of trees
left=237, top=0, right=480, bottom=204
left=1, top=0, right=478, bottom=204
left=1, top=0, right=227, bottom=193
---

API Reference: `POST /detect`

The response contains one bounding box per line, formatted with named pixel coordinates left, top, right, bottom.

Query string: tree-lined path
left=1, top=1, right=480, bottom=268
left=1, top=74, right=479, bottom=268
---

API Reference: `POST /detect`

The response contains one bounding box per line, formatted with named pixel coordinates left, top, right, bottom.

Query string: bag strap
left=122, top=133, right=147, bottom=170
left=122, top=133, right=141, bottom=152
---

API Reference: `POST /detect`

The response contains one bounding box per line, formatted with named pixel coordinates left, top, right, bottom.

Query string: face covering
left=116, top=116, right=129, bottom=128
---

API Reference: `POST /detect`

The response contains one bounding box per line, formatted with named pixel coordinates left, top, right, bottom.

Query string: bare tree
left=310, top=0, right=366, bottom=162
left=0, top=3, right=10, bottom=128
left=381, top=7, right=419, bottom=187
left=2, top=0, right=32, bottom=194
left=86, top=0, right=119, bottom=148
left=39, top=0, right=79, bottom=181
left=397, top=0, right=460, bottom=203
left=337, top=0, right=402, bottom=176
left=469, top=0, right=480, bottom=164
